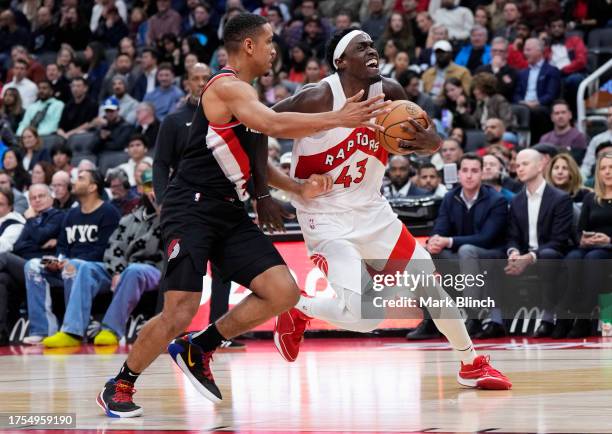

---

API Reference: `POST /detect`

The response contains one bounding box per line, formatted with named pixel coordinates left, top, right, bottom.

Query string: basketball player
left=97, top=14, right=390, bottom=418
left=272, top=29, right=512, bottom=390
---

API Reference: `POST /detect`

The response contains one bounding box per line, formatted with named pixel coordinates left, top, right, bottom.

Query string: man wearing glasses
left=476, top=36, right=518, bottom=102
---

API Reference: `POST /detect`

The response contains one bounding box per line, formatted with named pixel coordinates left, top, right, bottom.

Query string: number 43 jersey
left=290, top=73, right=390, bottom=214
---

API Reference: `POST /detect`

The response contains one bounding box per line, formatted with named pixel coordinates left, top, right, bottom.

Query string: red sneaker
left=274, top=307, right=311, bottom=362
left=457, top=355, right=512, bottom=390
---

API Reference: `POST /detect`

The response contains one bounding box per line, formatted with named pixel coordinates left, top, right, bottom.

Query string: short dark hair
left=81, top=169, right=105, bottom=197
left=51, top=142, right=73, bottom=159
left=141, top=47, right=159, bottom=61
left=552, top=99, right=571, bottom=111
left=418, top=162, right=438, bottom=174
left=157, top=62, right=174, bottom=74
left=223, top=13, right=268, bottom=53
left=70, top=76, right=88, bottom=87
left=0, top=186, right=14, bottom=207
left=37, top=79, right=52, bottom=88
left=0, top=170, right=14, bottom=186
left=128, top=133, right=149, bottom=149
left=396, top=70, right=419, bottom=88
left=459, top=153, right=483, bottom=170
left=326, top=27, right=359, bottom=72
left=595, top=141, right=612, bottom=157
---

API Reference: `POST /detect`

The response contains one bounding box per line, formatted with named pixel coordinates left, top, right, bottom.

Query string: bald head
left=524, top=38, right=544, bottom=65
left=187, top=62, right=211, bottom=98
left=516, top=149, right=545, bottom=184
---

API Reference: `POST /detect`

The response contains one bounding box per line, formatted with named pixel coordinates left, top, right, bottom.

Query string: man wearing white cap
left=422, top=39, right=471, bottom=97
left=271, top=27, right=511, bottom=390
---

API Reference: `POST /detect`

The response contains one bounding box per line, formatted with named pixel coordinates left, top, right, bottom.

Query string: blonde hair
left=545, top=153, right=583, bottom=197
left=594, top=153, right=612, bottom=204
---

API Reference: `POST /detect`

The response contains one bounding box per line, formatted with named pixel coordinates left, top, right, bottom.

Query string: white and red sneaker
left=274, top=307, right=312, bottom=362
left=457, top=355, right=512, bottom=390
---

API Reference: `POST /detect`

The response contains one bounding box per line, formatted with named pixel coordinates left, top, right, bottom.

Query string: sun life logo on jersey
left=324, top=130, right=379, bottom=166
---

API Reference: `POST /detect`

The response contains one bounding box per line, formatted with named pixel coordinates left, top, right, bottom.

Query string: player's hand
left=398, top=115, right=441, bottom=155
left=255, top=196, right=293, bottom=233
left=299, top=174, right=333, bottom=199
left=337, top=90, right=392, bottom=131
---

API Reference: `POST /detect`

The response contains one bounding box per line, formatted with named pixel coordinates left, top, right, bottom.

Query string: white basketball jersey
left=290, top=73, right=388, bottom=214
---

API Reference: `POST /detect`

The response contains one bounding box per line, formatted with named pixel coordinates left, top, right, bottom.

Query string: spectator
left=56, top=6, right=92, bottom=51
left=558, top=153, right=612, bottom=338
left=386, top=51, right=411, bottom=80
left=147, top=0, right=182, bottom=46
left=154, top=63, right=209, bottom=203
left=3, top=150, right=30, bottom=191
left=333, top=10, right=353, bottom=32
left=51, top=171, right=77, bottom=210
left=532, top=142, right=559, bottom=169
left=115, top=135, right=154, bottom=186
left=422, top=40, right=472, bottom=98
left=1, top=59, right=38, bottom=109
left=539, top=100, right=588, bottom=163
left=382, top=155, right=428, bottom=198
left=46, top=64, right=71, bottom=104
left=134, top=160, right=153, bottom=187
left=31, top=161, right=55, bottom=186
left=287, top=43, right=310, bottom=83
left=495, top=1, right=520, bottom=41
left=143, top=64, right=184, bottom=121
left=415, top=12, right=433, bottom=50
left=84, top=42, right=109, bottom=100
left=0, top=172, right=27, bottom=214
left=545, top=153, right=590, bottom=203
left=129, top=7, right=149, bottom=46
left=19, top=127, right=50, bottom=172
left=55, top=45, right=75, bottom=76
left=466, top=72, right=515, bottom=130
left=417, top=162, right=447, bottom=197
left=16, top=80, right=65, bottom=136
left=455, top=26, right=491, bottom=73
left=24, top=170, right=120, bottom=346
left=432, top=0, right=474, bottom=41
left=0, top=10, right=30, bottom=57
left=417, top=23, right=448, bottom=72
left=100, top=54, right=139, bottom=102
left=581, top=106, right=612, bottom=180
left=100, top=76, right=139, bottom=125
left=300, top=16, right=327, bottom=60
left=546, top=17, right=588, bottom=113
left=133, top=48, right=159, bottom=101
left=475, top=37, right=518, bottom=102
left=158, top=33, right=183, bottom=76
left=440, top=138, right=464, bottom=166
left=436, top=77, right=473, bottom=129
left=361, top=0, right=389, bottom=42
left=254, top=0, right=291, bottom=23
left=379, top=39, right=401, bottom=76
left=268, top=138, right=281, bottom=164
left=513, top=38, right=561, bottom=144
left=0, top=187, right=25, bottom=252
left=6, top=46, right=46, bottom=84
left=93, top=5, right=130, bottom=48
left=474, top=6, right=492, bottom=37
left=106, top=169, right=140, bottom=216
left=295, top=58, right=323, bottom=92
left=377, top=12, right=415, bottom=59
left=266, top=5, right=287, bottom=36
left=450, top=127, right=466, bottom=149
left=483, top=153, right=517, bottom=202
left=0, top=88, right=25, bottom=134
left=396, top=70, right=436, bottom=118
left=182, top=4, right=220, bottom=64
left=506, top=20, right=530, bottom=69
left=90, top=0, right=128, bottom=33
left=0, top=184, right=63, bottom=345
left=50, top=143, right=74, bottom=175
left=57, top=78, right=100, bottom=140
left=91, top=97, right=135, bottom=156
left=487, top=0, right=506, bottom=33
left=505, top=149, right=573, bottom=338
left=134, top=103, right=160, bottom=152
left=427, top=153, right=508, bottom=337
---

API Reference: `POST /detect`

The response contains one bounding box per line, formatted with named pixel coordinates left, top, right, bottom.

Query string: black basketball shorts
left=159, top=182, right=286, bottom=292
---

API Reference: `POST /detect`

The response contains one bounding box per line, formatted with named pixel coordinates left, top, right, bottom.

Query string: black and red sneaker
left=96, top=379, right=143, bottom=418
left=168, top=334, right=222, bottom=403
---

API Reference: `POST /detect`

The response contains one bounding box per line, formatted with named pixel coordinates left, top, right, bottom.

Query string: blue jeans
left=25, top=258, right=65, bottom=337
left=101, top=263, right=160, bottom=338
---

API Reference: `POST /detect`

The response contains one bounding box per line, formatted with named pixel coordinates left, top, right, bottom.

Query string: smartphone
left=41, top=255, right=58, bottom=265
left=582, top=231, right=596, bottom=237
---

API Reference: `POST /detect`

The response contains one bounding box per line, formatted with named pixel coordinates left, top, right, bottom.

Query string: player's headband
left=333, top=30, right=368, bottom=68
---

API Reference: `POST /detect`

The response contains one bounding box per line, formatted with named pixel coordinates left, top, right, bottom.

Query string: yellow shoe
left=42, top=332, right=82, bottom=348
left=94, top=329, right=119, bottom=346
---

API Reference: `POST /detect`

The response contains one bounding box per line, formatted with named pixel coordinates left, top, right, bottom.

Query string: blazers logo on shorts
left=168, top=238, right=181, bottom=260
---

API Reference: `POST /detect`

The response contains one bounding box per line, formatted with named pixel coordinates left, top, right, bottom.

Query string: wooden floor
left=1, top=337, right=612, bottom=433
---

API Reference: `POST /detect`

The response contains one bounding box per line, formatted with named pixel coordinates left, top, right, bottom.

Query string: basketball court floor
left=1, top=337, right=611, bottom=433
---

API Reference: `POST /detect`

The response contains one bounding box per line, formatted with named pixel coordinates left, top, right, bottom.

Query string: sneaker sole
left=456, top=373, right=512, bottom=390
left=96, top=390, right=143, bottom=418
left=273, top=315, right=297, bottom=363
left=169, top=344, right=222, bottom=404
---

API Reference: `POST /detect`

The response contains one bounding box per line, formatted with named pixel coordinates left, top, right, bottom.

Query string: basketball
left=375, top=100, right=431, bottom=155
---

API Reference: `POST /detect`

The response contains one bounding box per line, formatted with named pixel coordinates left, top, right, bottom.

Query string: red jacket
left=508, top=45, right=528, bottom=70
left=545, top=36, right=588, bottom=75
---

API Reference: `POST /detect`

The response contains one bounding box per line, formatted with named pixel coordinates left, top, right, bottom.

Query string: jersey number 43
left=334, top=158, right=368, bottom=188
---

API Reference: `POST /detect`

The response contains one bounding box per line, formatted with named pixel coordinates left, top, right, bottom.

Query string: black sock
left=114, top=361, right=140, bottom=384
left=190, top=323, right=225, bottom=352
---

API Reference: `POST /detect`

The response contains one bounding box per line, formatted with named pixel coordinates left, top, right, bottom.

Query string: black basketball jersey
left=176, top=67, right=265, bottom=201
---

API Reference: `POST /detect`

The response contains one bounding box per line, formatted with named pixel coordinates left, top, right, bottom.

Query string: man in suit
left=424, top=154, right=509, bottom=339
left=504, top=149, right=573, bottom=337
left=513, top=38, right=561, bottom=144
left=383, top=155, right=428, bottom=199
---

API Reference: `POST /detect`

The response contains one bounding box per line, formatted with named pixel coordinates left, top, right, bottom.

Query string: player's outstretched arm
left=221, top=81, right=390, bottom=139
left=267, top=161, right=332, bottom=198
